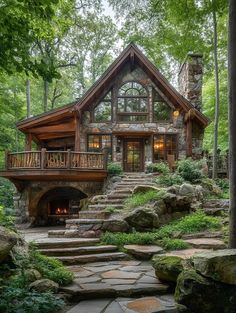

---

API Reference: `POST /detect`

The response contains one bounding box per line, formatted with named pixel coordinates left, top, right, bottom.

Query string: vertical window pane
left=153, top=135, right=165, bottom=160
left=153, top=134, right=177, bottom=161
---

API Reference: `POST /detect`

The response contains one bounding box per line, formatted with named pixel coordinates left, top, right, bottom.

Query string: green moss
left=152, top=255, right=183, bottom=282
left=160, top=238, right=190, bottom=250
left=125, top=190, right=164, bottom=209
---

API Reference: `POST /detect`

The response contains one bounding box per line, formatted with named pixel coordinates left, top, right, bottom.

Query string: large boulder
left=102, top=219, right=131, bottom=232
left=125, top=207, right=159, bottom=230
left=175, top=268, right=236, bottom=313
left=133, top=185, right=160, bottom=194
left=29, top=278, right=59, bottom=293
left=0, top=226, right=18, bottom=262
left=152, top=255, right=183, bottom=282
left=24, top=269, right=42, bottom=282
left=192, top=249, right=236, bottom=285
left=179, top=184, right=195, bottom=197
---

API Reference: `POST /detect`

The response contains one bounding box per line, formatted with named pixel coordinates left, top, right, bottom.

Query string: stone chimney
left=178, top=52, right=203, bottom=111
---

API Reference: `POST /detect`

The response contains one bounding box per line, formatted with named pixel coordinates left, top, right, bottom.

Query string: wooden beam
left=25, top=133, right=32, bottom=151
left=186, top=120, right=192, bottom=157
left=74, top=114, right=80, bottom=151
left=30, top=121, right=75, bottom=134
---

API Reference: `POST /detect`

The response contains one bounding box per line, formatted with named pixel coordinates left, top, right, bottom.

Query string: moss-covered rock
left=175, top=267, right=236, bottom=313
left=0, top=226, right=18, bottom=263
left=192, top=249, right=236, bottom=285
left=29, top=278, right=59, bottom=293
left=125, top=207, right=159, bottom=231
left=152, top=255, right=183, bottom=282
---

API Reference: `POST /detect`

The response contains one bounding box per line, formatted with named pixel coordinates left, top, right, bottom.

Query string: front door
left=124, top=139, right=144, bottom=172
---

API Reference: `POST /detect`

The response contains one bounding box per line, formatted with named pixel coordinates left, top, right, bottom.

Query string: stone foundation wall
left=16, top=180, right=104, bottom=225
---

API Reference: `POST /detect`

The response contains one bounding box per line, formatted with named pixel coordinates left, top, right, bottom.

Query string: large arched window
left=117, top=82, right=148, bottom=122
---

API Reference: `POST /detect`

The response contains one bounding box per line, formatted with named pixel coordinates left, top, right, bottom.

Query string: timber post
left=41, top=148, right=46, bottom=169
left=5, top=150, right=9, bottom=170
left=67, top=149, right=71, bottom=169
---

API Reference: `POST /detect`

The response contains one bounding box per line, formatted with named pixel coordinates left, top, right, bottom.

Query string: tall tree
left=229, top=0, right=236, bottom=248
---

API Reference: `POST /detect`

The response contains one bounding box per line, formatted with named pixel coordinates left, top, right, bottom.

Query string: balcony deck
left=0, top=150, right=108, bottom=186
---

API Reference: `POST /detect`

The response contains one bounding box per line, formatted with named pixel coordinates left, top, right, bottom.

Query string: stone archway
left=35, top=186, right=87, bottom=226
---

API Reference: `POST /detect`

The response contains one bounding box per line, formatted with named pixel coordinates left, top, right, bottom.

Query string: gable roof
left=17, top=43, right=209, bottom=132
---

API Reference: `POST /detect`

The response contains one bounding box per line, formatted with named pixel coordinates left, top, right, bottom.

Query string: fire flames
left=55, top=207, right=69, bottom=215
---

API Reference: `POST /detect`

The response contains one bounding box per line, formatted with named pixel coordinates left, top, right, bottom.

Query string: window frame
left=92, top=91, right=112, bottom=123
left=87, top=133, right=113, bottom=160
left=117, top=81, right=149, bottom=123
left=152, top=133, right=178, bottom=162
left=152, top=88, right=173, bottom=123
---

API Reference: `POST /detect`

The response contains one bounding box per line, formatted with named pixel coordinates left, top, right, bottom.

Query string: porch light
left=173, top=110, right=180, bottom=118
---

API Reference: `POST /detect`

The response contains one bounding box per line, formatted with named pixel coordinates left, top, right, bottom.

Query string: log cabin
left=0, top=44, right=208, bottom=225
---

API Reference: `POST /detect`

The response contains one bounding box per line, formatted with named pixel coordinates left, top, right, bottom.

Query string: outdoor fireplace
left=36, top=187, right=87, bottom=226
left=49, top=199, right=70, bottom=216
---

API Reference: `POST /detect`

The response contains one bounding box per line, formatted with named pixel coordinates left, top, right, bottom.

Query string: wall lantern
left=173, top=110, right=180, bottom=118
left=117, top=137, right=121, bottom=144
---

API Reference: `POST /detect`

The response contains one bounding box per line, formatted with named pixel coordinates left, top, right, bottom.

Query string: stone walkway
left=61, top=260, right=170, bottom=301
left=66, top=295, right=178, bottom=313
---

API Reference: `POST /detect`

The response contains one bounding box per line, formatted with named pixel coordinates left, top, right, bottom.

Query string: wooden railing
left=6, top=149, right=107, bottom=171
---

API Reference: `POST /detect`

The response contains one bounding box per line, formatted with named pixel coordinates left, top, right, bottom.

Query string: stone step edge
left=35, top=238, right=100, bottom=248
left=56, top=252, right=129, bottom=263
left=38, top=245, right=118, bottom=254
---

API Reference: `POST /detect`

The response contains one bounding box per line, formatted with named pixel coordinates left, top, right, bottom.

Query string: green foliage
left=156, top=211, right=221, bottom=238
left=101, top=231, right=160, bottom=246
left=30, top=251, right=73, bottom=286
left=125, top=190, right=164, bottom=208
left=107, top=162, right=123, bottom=176
left=0, top=206, right=15, bottom=229
left=215, top=178, right=229, bottom=193
left=0, top=286, right=64, bottom=313
left=146, top=162, right=170, bottom=174
left=0, top=178, right=15, bottom=209
left=176, top=159, right=204, bottom=183
left=101, top=211, right=221, bottom=249
left=156, top=173, right=184, bottom=186
left=160, top=238, right=190, bottom=250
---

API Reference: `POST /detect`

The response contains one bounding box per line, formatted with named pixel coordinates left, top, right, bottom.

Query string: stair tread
left=56, top=252, right=129, bottom=264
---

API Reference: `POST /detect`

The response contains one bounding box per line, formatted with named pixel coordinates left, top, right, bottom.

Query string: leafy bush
left=156, top=211, right=221, bottom=238
left=0, top=178, right=14, bottom=209
left=146, top=162, right=170, bottom=174
left=160, top=238, right=190, bottom=250
left=0, top=206, right=15, bottom=229
left=125, top=190, right=164, bottom=208
left=177, top=159, right=204, bottom=183
left=107, top=162, right=123, bottom=176
left=0, top=286, right=64, bottom=313
left=156, top=173, right=184, bottom=186
left=101, top=211, right=221, bottom=248
left=30, top=251, right=73, bottom=286
left=101, top=231, right=159, bottom=246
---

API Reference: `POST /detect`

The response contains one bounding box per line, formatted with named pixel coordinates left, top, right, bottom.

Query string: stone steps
left=79, top=211, right=111, bottom=219
left=107, top=194, right=131, bottom=200
left=39, top=245, right=118, bottom=257
left=56, top=252, right=129, bottom=265
left=34, top=238, right=100, bottom=249
left=88, top=204, right=124, bottom=210
left=98, top=199, right=125, bottom=204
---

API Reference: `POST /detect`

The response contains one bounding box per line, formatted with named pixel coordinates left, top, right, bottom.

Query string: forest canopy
left=0, top=0, right=228, bottom=169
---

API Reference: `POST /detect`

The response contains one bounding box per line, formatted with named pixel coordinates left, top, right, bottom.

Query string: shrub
left=0, top=178, right=14, bottom=209
left=160, top=238, right=190, bottom=250
left=101, top=211, right=221, bottom=248
left=0, top=206, right=15, bottom=229
left=0, top=286, right=64, bottom=313
left=156, top=211, right=221, bottom=238
left=177, top=159, right=204, bottom=183
left=125, top=190, right=164, bottom=208
left=101, top=231, right=159, bottom=247
left=146, top=162, right=170, bottom=175
left=107, top=162, right=123, bottom=176
left=30, top=251, right=73, bottom=286
left=156, top=173, right=184, bottom=186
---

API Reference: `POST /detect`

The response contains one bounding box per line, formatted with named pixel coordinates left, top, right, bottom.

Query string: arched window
left=117, top=82, right=148, bottom=122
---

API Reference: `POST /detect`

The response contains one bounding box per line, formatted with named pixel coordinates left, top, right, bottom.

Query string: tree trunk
left=212, top=9, right=220, bottom=179
left=43, top=80, right=49, bottom=112
left=229, top=0, right=236, bottom=248
left=26, top=79, right=31, bottom=118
